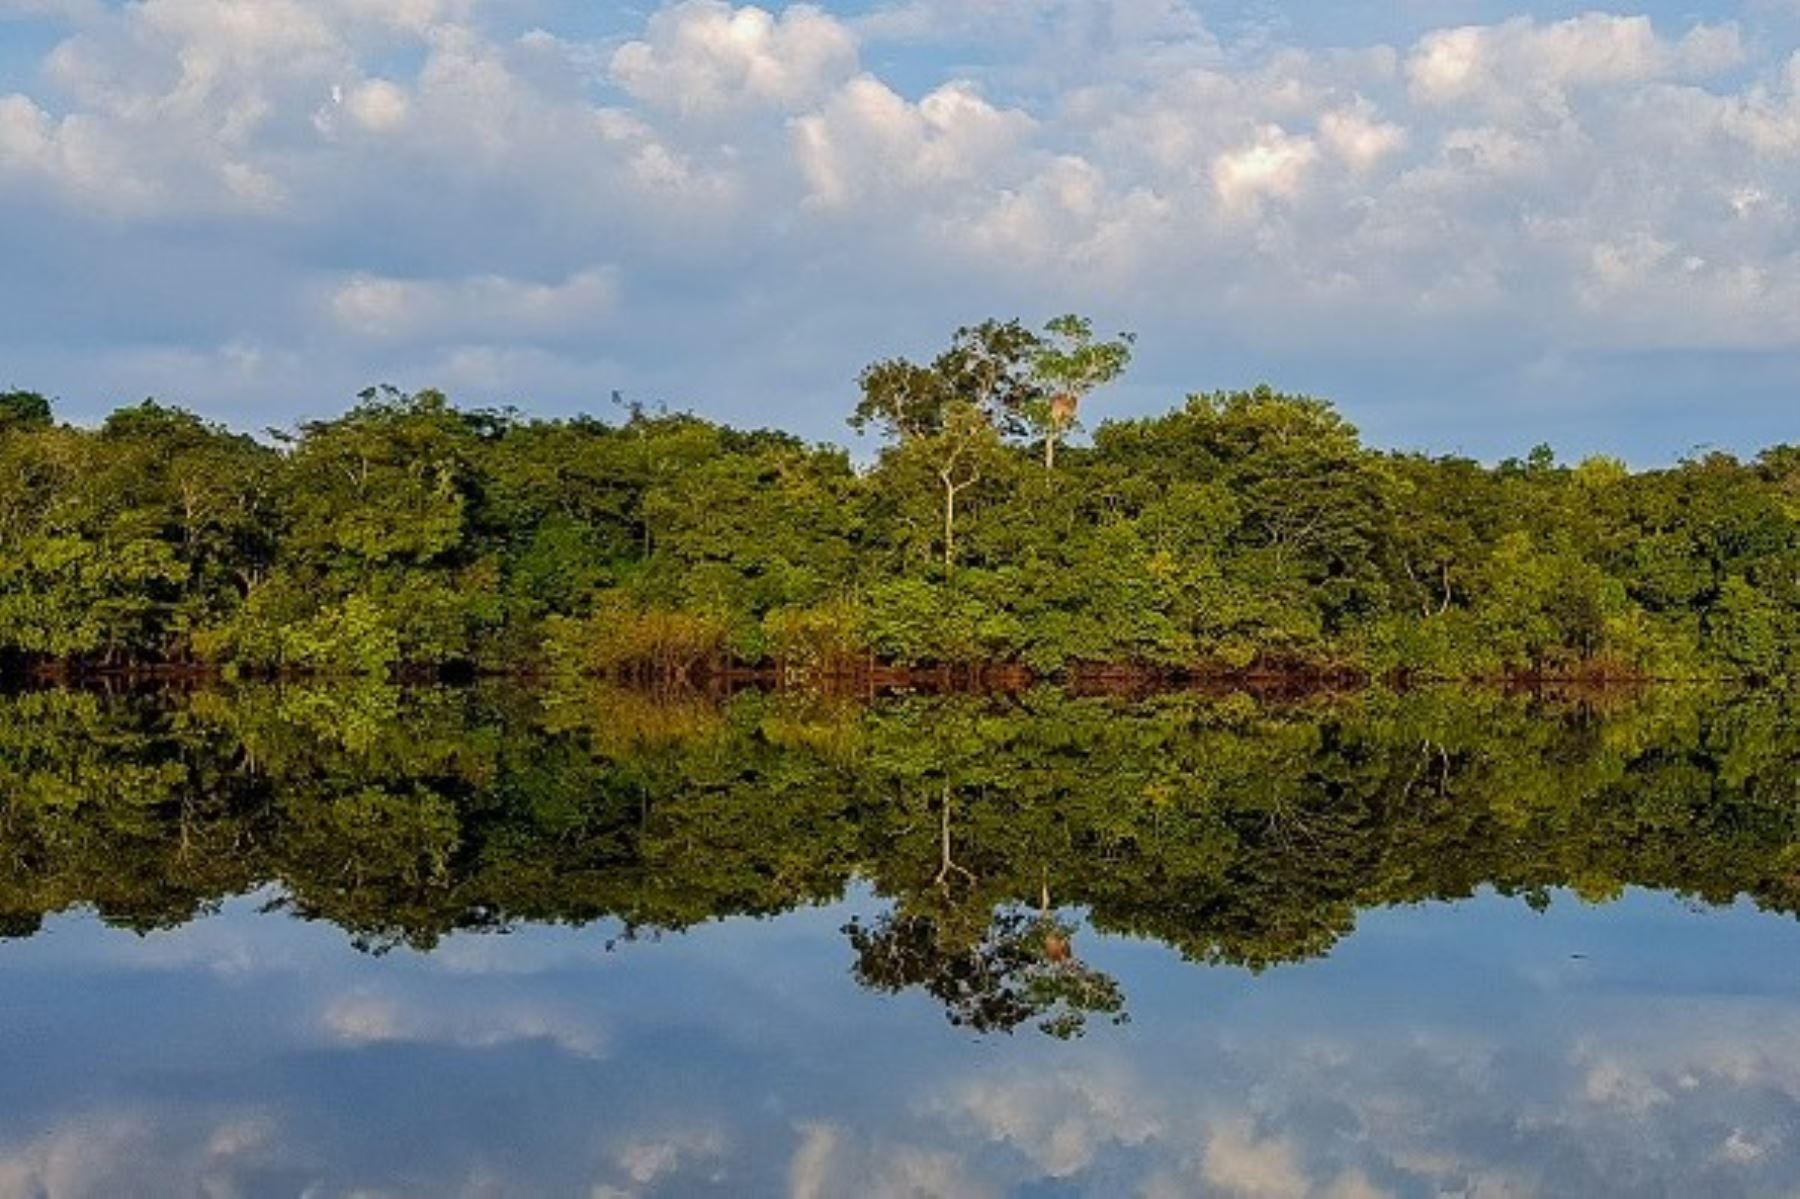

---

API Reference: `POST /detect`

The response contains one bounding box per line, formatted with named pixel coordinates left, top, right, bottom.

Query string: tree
left=1029, top=315, right=1134, bottom=471
left=849, top=319, right=1045, bottom=444
left=0, top=390, right=52, bottom=433
left=845, top=906, right=1127, bottom=1037
left=935, top=318, right=1047, bottom=437
left=860, top=400, right=1010, bottom=584
left=852, top=326, right=1028, bottom=582
left=851, top=358, right=958, bottom=444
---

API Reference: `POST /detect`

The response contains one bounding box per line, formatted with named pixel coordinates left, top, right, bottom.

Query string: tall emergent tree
left=1029, top=316, right=1135, bottom=471
left=852, top=315, right=1129, bottom=575
left=852, top=322, right=1042, bottom=577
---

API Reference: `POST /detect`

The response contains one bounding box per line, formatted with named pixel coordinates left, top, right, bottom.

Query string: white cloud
left=328, top=268, right=620, bottom=343
left=856, top=0, right=1209, bottom=51
left=610, top=1, right=859, bottom=117
left=0, top=1115, right=152, bottom=1199
left=794, top=75, right=1035, bottom=209
left=339, top=77, right=410, bottom=132
left=1212, top=124, right=1319, bottom=210
left=1319, top=103, right=1407, bottom=173
left=1582, top=1055, right=1672, bottom=1113
left=0, top=93, right=51, bottom=166
left=1406, top=14, right=1744, bottom=109
left=1714, top=50, right=1800, bottom=158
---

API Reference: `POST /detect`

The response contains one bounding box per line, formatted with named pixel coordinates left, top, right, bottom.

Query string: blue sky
left=1, top=0, right=1798, bottom=462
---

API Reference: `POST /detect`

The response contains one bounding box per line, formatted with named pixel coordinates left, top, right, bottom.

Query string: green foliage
left=0, top=389, right=52, bottom=433
left=545, top=600, right=728, bottom=681
left=0, top=320, right=1794, bottom=680
left=1028, top=315, right=1135, bottom=469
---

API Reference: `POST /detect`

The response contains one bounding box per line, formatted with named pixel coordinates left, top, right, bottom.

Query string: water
left=1, top=683, right=1798, bottom=1197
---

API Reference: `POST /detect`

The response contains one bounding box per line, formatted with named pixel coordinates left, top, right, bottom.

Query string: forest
left=4, top=314, right=1799, bottom=682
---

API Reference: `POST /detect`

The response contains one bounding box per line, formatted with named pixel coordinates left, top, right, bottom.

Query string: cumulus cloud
left=336, top=77, right=410, bottom=132
left=1406, top=14, right=1745, bottom=108
left=328, top=267, right=620, bottom=342
left=1211, top=124, right=1319, bottom=210
left=855, top=0, right=1211, bottom=55
left=1319, top=103, right=1407, bottom=173
left=610, top=1, right=859, bottom=116
left=0, top=1, right=1798, bottom=455
left=793, top=76, right=1035, bottom=209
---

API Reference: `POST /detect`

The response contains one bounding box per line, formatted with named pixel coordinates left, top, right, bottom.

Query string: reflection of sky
left=3, top=887, right=1800, bottom=1197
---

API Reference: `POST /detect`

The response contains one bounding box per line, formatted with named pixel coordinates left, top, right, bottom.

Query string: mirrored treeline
left=3, top=683, right=1799, bottom=1036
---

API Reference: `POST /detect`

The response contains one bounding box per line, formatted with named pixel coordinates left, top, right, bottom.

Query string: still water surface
left=2, top=684, right=1799, bottom=1197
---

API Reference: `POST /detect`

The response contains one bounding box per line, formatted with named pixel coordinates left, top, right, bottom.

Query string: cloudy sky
left=1, top=0, right=1798, bottom=461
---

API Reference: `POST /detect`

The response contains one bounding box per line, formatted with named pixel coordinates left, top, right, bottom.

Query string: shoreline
left=5, top=657, right=1756, bottom=696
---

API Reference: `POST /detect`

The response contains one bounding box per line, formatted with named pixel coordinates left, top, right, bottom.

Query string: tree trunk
left=934, top=785, right=973, bottom=889
left=941, top=472, right=956, bottom=577
left=1044, top=433, right=1056, bottom=472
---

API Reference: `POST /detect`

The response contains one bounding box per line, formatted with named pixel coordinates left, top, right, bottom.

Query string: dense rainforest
left=4, top=315, right=1799, bottom=681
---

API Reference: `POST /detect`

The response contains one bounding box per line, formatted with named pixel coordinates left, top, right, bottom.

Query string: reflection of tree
left=933, top=784, right=974, bottom=891
left=4, top=684, right=1800, bottom=1036
left=844, top=905, right=1126, bottom=1039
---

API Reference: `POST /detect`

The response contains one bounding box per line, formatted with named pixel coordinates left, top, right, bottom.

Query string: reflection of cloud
left=1200, top=1120, right=1313, bottom=1198
left=787, top=1123, right=843, bottom=1199
left=26, top=894, right=1800, bottom=1195
left=936, top=1063, right=1161, bottom=1177
left=1325, top=1169, right=1389, bottom=1199
left=320, top=989, right=607, bottom=1058
left=1582, top=1055, right=1671, bottom=1114
left=892, top=990, right=1800, bottom=1196
left=0, top=1114, right=149, bottom=1199
left=613, top=1126, right=728, bottom=1187
left=31, top=888, right=318, bottom=979
left=787, top=1121, right=998, bottom=1199
left=0, top=1109, right=282, bottom=1198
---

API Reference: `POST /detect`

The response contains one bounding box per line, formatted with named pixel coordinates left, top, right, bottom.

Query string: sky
left=1, top=0, right=1798, bottom=462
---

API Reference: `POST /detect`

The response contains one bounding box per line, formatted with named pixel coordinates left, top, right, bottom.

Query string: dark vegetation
left=4, top=682, right=1800, bottom=1035
left=4, top=315, right=1799, bottom=682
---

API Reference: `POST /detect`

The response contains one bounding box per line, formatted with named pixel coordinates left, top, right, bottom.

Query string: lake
left=1, top=683, right=1798, bottom=1197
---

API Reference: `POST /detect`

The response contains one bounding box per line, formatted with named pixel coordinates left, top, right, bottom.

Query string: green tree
left=1028, top=315, right=1134, bottom=471
left=0, top=390, right=52, bottom=433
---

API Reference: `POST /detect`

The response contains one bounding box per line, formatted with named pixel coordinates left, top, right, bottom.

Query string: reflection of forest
left=2, top=684, right=1798, bottom=1035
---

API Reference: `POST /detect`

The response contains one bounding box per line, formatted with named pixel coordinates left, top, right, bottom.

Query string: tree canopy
left=2, top=319, right=1798, bottom=681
